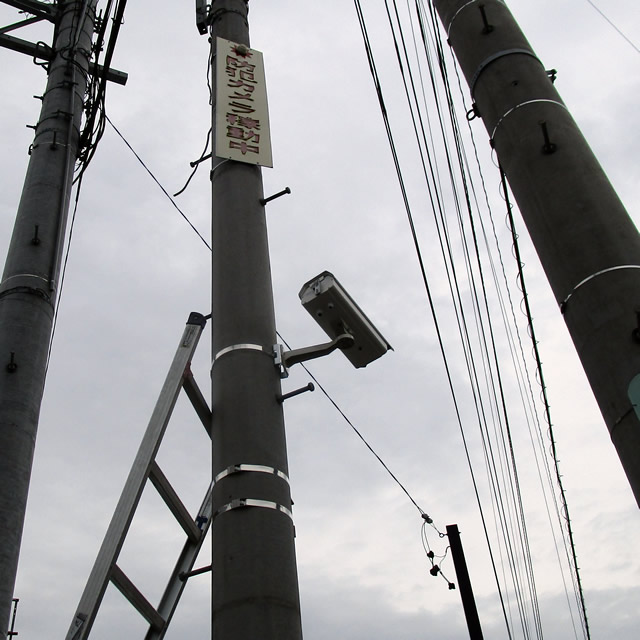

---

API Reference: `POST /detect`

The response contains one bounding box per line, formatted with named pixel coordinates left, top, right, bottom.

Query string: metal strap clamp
left=214, top=464, right=290, bottom=485
left=211, top=343, right=272, bottom=370
left=490, top=98, right=567, bottom=144
left=469, top=48, right=541, bottom=96
left=560, top=265, right=640, bottom=313
left=213, top=498, right=293, bottom=523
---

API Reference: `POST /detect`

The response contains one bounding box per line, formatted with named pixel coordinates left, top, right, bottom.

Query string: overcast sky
left=1, top=1, right=639, bottom=638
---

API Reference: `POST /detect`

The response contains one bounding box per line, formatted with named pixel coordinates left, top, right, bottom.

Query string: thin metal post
left=209, top=1, right=303, bottom=638
left=446, top=524, right=484, bottom=639
left=0, top=1, right=96, bottom=633
left=7, top=598, right=18, bottom=639
left=433, top=0, right=640, bottom=506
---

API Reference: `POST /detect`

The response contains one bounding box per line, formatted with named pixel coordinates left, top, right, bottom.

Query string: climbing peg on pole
left=260, top=187, right=291, bottom=206
left=277, top=383, right=315, bottom=403
left=539, top=121, right=557, bottom=154
left=478, top=4, right=494, bottom=34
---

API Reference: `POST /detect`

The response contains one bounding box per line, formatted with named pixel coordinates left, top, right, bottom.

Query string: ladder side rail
left=65, top=315, right=206, bottom=640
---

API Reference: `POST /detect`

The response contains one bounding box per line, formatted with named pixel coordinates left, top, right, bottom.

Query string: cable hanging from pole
left=499, top=165, right=592, bottom=640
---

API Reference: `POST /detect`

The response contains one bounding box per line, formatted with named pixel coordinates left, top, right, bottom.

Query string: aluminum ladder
left=65, top=312, right=212, bottom=640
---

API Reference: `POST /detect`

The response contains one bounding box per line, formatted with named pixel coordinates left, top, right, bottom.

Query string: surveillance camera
left=298, top=271, right=392, bottom=368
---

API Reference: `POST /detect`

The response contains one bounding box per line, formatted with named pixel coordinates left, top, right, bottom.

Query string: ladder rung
left=182, top=368, right=212, bottom=437
left=148, top=461, right=201, bottom=542
left=110, top=564, right=165, bottom=632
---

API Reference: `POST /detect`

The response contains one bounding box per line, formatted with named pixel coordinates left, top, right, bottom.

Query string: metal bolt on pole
left=0, top=0, right=96, bottom=633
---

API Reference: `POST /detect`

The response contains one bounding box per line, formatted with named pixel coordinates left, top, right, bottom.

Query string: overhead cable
left=105, top=115, right=212, bottom=251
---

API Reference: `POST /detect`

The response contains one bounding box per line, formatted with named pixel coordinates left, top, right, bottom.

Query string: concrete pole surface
left=209, top=1, right=303, bottom=638
left=433, top=0, right=640, bottom=506
left=0, top=0, right=96, bottom=633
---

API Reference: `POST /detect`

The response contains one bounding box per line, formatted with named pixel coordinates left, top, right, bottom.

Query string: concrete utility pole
left=209, top=1, right=303, bottom=638
left=0, top=0, right=96, bottom=633
left=434, top=0, right=640, bottom=506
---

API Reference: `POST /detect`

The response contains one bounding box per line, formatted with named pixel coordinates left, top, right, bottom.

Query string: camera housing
left=298, top=271, right=392, bottom=368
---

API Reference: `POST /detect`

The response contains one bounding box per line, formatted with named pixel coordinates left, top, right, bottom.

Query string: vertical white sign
left=215, top=37, right=273, bottom=168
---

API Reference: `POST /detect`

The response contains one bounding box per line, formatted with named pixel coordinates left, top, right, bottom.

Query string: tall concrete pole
left=0, top=0, right=96, bottom=633
left=433, top=0, right=640, bottom=506
left=209, top=2, right=303, bottom=638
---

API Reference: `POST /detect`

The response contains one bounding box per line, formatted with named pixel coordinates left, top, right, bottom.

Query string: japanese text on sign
left=215, top=37, right=273, bottom=167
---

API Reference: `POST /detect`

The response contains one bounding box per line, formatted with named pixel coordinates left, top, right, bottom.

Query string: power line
left=105, top=115, right=212, bottom=251
left=103, top=117, right=439, bottom=536
left=584, top=0, right=640, bottom=55
left=106, top=111, right=434, bottom=542
left=354, top=0, right=595, bottom=637
left=275, top=332, right=440, bottom=526
left=500, top=167, right=591, bottom=640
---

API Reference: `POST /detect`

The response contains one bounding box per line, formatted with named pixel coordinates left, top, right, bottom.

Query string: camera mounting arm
left=274, top=333, right=355, bottom=378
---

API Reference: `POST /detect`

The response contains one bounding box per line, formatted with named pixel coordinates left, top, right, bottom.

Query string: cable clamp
left=560, top=265, right=640, bottom=313
left=214, top=464, right=290, bottom=485
left=212, top=498, right=293, bottom=523
left=466, top=103, right=480, bottom=121
left=490, top=99, right=567, bottom=146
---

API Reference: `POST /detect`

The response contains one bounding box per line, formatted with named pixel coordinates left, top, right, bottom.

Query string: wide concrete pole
left=433, top=0, right=640, bottom=505
left=209, top=1, right=303, bottom=638
left=0, top=0, right=96, bottom=633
